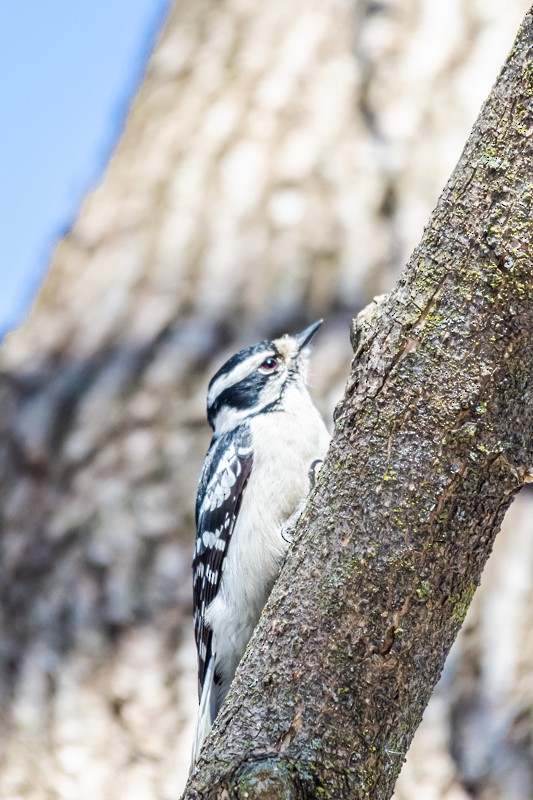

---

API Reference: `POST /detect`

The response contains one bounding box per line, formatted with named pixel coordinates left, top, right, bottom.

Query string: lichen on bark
left=184, top=9, right=533, bottom=800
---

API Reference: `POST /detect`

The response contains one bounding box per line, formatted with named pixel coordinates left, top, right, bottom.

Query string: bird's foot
left=280, top=499, right=307, bottom=544
left=308, top=458, right=324, bottom=491
left=280, top=459, right=324, bottom=544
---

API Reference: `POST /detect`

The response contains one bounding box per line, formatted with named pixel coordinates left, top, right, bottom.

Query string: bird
left=191, top=319, right=330, bottom=762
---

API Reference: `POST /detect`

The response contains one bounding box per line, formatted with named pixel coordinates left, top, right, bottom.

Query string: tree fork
left=184, top=9, right=533, bottom=799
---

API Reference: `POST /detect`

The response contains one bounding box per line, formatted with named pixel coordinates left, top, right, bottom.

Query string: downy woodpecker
left=192, top=320, right=330, bottom=761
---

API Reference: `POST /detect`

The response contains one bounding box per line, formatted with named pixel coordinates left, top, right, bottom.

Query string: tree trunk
left=0, top=1, right=531, bottom=799
left=183, top=9, right=533, bottom=799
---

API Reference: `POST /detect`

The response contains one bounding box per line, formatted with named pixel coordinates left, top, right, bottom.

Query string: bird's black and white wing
left=193, top=424, right=253, bottom=699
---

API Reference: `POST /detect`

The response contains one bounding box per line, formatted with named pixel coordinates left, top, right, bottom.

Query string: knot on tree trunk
left=236, top=760, right=304, bottom=800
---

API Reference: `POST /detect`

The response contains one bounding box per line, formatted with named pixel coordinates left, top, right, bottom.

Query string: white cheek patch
left=257, top=372, right=286, bottom=408
left=213, top=406, right=252, bottom=435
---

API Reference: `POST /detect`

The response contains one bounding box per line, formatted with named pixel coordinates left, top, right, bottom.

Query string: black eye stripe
left=207, top=343, right=286, bottom=429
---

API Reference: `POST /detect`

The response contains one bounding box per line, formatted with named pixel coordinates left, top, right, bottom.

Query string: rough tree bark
left=184, top=10, right=533, bottom=800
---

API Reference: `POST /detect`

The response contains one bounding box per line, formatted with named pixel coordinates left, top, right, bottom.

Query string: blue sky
left=0, top=0, right=170, bottom=336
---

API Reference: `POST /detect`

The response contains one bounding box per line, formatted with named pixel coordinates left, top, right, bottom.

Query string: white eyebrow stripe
left=207, top=351, right=274, bottom=407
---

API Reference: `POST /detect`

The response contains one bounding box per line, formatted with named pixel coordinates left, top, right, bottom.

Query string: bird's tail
left=191, top=656, right=218, bottom=765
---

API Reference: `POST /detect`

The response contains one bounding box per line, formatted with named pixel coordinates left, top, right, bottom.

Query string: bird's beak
left=294, top=319, right=323, bottom=352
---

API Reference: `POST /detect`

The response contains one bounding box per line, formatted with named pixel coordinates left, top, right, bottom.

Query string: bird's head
left=206, top=320, right=323, bottom=434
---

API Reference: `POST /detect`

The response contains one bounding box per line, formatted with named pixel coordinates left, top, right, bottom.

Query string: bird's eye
left=259, top=357, right=278, bottom=372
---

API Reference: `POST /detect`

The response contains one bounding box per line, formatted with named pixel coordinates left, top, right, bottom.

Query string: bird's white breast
left=205, top=384, right=330, bottom=690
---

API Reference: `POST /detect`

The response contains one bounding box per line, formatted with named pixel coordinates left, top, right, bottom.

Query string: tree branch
left=184, top=8, right=533, bottom=799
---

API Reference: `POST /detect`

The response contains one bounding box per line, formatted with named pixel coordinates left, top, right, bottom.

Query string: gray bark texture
left=0, top=1, right=532, bottom=799
left=183, top=9, right=533, bottom=800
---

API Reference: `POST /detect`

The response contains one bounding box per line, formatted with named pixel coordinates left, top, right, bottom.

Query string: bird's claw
left=281, top=499, right=307, bottom=544
left=280, top=460, right=324, bottom=544
left=308, top=458, right=324, bottom=491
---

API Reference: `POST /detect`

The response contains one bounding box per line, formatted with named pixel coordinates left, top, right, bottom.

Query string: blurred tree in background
left=0, top=1, right=531, bottom=798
